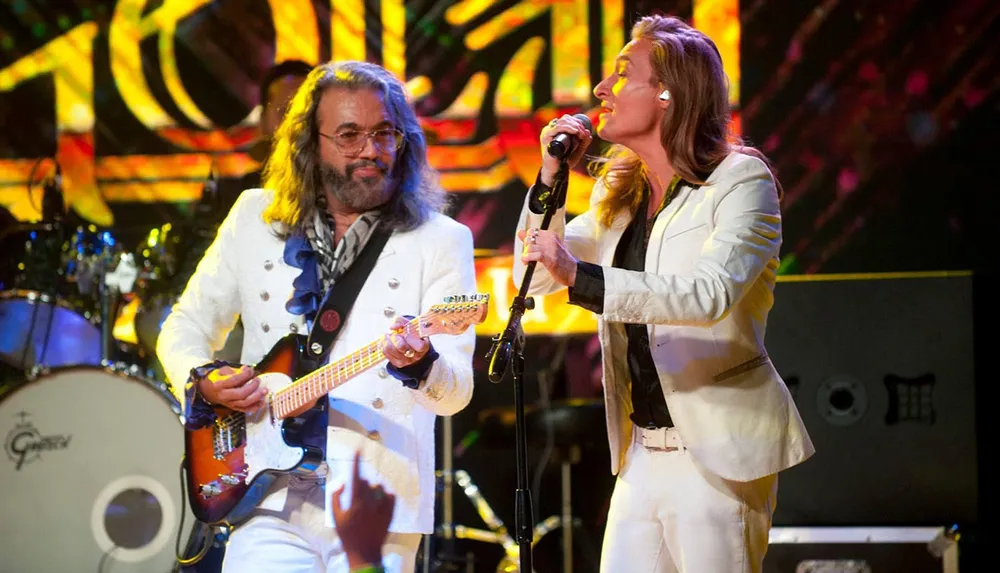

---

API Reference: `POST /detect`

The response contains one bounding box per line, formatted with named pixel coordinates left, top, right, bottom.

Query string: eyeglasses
left=320, top=128, right=405, bottom=156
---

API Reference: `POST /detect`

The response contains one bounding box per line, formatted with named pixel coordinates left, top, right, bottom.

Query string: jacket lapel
left=644, top=184, right=696, bottom=273
left=599, top=212, right=630, bottom=266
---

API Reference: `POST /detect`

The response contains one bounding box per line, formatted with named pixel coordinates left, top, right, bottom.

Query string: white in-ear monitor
left=658, top=89, right=671, bottom=101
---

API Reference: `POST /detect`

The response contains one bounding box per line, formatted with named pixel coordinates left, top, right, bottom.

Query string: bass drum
left=0, top=367, right=202, bottom=571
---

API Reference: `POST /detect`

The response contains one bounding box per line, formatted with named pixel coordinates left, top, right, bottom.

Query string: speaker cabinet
left=767, top=274, right=977, bottom=525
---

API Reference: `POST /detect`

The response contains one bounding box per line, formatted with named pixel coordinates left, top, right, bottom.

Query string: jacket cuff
left=386, top=345, right=440, bottom=390
left=527, top=169, right=567, bottom=214
left=568, top=261, right=605, bottom=314
left=184, top=360, right=238, bottom=429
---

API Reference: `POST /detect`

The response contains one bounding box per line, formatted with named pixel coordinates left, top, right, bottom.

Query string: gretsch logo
left=4, top=411, right=72, bottom=471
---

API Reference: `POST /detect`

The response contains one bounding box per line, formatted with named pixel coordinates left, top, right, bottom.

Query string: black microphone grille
left=572, top=113, right=593, bottom=133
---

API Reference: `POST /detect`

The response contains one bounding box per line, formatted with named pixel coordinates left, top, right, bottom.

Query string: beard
left=319, top=159, right=393, bottom=212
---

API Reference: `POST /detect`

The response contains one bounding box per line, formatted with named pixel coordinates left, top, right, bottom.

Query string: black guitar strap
left=305, top=227, right=393, bottom=362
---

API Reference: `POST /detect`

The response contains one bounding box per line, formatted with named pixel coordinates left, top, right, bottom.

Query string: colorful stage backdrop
left=1, top=0, right=996, bottom=337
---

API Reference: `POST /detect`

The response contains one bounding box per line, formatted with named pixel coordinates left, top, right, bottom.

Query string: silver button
left=388, top=278, right=400, bottom=289
left=289, top=323, right=298, bottom=333
left=261, top=322, right=270, bottom=333
left=368, top=430, right=381, bottom=442
left=378, top=367, right=388, bottom=379
left=264, top=260, right=274, bottom=271
left=260, top=290, right=270, bottom=301
left=383, top=306, right=395, bottom=318
left=372, top=398, right=384, bottom=409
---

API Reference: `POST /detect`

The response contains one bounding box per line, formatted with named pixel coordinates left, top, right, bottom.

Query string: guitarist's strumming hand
left=380, top=316, right=429, bottom=368
left=197, top=364, right=268, bottom=413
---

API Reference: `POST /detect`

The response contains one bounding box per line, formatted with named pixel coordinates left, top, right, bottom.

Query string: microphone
left=41, top=163, right=64, bottom=223
left=546, top=113, right=593, bottom=160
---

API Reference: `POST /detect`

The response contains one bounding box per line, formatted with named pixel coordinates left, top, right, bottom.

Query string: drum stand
left=434, top=444, right=582, bottom=573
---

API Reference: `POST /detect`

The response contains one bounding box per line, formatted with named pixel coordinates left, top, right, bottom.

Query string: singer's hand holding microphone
left=539, top=113, right=593, bottom=186
left=521, top=113, right=594, bottom=287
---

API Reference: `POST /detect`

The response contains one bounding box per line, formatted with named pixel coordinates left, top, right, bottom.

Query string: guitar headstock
left=417, top=294, right=490, bottom=337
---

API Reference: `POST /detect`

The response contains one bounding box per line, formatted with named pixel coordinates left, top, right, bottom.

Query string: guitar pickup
left=219, top=473, right=244, bottom=486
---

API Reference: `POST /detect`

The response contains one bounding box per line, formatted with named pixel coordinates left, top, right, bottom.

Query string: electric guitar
left=185, top=294, right=489, bottom=526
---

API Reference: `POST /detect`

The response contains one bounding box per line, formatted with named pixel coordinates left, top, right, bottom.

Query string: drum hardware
left=1, top=164, right=70, bottom=373
left=440, top=398, right=605, bottom=573
left=431, top=467, right=561, bottom=573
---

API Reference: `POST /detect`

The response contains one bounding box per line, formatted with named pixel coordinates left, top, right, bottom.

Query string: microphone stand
left=485, top=159, right=570, bottom=573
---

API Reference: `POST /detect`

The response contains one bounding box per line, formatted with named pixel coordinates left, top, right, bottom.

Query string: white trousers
left=599, top=428, right=777, bottom=573
left=221, top=477, right=422, bottom=573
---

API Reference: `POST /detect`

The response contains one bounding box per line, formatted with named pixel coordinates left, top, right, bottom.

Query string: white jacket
left=157, top=189, right=477, bottom=533
left=513, top=152, right=814, bottom=482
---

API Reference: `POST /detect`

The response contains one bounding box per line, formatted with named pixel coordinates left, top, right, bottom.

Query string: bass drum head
left=0, top=367, right=193, bottom=571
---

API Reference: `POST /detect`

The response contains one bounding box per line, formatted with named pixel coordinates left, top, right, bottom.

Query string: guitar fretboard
left=270, top=316, right=421, bottom=418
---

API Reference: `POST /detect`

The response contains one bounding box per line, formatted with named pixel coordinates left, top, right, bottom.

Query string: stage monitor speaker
left=764, top=526, right=959, bottom=573
left=767, top=274, right=977, bottom=526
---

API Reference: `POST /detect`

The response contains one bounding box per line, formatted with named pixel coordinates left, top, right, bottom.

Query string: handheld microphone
left=546, top=113, right=593, bottom=160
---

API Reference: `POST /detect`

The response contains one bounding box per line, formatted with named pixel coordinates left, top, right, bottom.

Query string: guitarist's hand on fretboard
left=198, top=364, right=268, bottom=412
left=381, top=316, right=430, bottom=368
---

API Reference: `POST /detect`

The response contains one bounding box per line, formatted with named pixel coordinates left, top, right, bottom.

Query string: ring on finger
left=404, top=349, right=415, bottom=358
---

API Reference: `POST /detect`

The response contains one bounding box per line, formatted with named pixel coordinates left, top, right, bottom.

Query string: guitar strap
left=305, top=226, right=393, bottom=363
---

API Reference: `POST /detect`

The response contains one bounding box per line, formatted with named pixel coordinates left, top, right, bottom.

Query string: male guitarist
left=157, top=60, right=477, bottom=573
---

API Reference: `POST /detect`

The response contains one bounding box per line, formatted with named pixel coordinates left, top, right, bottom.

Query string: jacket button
left=260, top=290, right=270, bottom=301
left=378, top=367, right=388, bottom=379
left=383, top=306, right=395, bottom=318
left=261, top=322, right=270, bottom=333
left=263, top=260, right=274, bottom=271
left=388, top=278, right=400, bottom=289
left=368, top=430, right=381, bottom=442
left=372, top=398, right=384, bottom=409
left=289, top=323, right=298, bottom=334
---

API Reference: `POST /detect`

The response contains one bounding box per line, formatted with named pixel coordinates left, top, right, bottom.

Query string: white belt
left=634, top=426, right=684, bottom=451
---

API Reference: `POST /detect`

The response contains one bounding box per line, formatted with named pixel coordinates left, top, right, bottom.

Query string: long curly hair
left=262, top=61, right=446, bottom=236
left=593, top=15, right=779, bottom=227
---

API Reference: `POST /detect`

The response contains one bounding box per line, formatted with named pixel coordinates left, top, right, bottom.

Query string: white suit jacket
left=157, top=189, right=476, bottom=533
left=513, top=152, right=814, bottom=482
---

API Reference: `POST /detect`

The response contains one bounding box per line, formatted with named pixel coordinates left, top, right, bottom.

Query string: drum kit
left=0, top=175, right=228, bottom=572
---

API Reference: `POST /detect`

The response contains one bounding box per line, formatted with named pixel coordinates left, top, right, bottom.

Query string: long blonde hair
left=594, top=15, right=779, bottom=227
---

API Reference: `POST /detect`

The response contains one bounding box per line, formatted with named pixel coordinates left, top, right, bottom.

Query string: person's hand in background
left=332, top=451, right=396, bottom=572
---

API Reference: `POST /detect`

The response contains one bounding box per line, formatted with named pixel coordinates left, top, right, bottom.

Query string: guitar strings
left=271, top=315, right=422, bottom=418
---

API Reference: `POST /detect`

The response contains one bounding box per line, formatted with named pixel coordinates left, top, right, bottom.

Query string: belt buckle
left=641, top=426, right=667, bottom=449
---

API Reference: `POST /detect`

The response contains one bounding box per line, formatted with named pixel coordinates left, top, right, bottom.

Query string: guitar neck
left=269, top=317, right=421, bottom=419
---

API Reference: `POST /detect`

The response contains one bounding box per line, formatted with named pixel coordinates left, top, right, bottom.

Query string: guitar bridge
left=212, top=414, right=247, bottom=460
